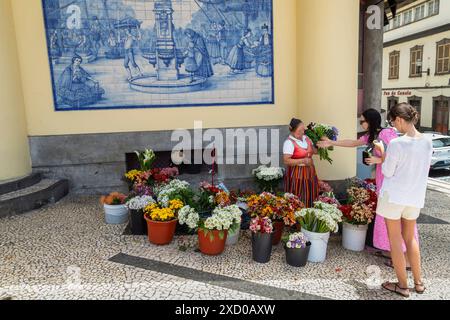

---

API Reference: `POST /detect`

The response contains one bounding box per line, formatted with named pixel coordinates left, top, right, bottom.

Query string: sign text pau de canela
left=383, top=90, right=413, bottom=97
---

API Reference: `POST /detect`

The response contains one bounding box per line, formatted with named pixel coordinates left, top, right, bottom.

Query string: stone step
left=0, top=179, right=69, bottom=218
left=0, top=173, right=42, bottom=196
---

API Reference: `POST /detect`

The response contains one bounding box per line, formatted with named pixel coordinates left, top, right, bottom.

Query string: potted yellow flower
left=143, top=199, right=183, bottom=245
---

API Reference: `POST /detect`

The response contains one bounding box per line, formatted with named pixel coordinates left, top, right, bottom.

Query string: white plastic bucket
left=342, top=222, right=368, bottom=252
left=104, top=204, right=128, bottom=224
left=302, top=229, right=330, bottom=263
left=226, top=224, right=241, bottom=246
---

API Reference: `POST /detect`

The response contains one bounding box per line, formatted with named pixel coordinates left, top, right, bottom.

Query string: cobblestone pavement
left=0, top=190, right=449, bottom=300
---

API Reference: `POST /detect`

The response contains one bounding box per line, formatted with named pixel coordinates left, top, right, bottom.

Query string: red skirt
left=284, top=165, right=319, bottom=208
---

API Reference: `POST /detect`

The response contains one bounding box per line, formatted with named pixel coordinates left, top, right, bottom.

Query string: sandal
left=384, top=260, right=412, bottom=272
left=372, top=251, right=391, bottom=260
left=414, top=282, right=426, bottom=294
left=382, top=281, right=410, bottom=298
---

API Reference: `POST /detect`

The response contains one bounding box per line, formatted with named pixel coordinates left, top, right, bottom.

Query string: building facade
left=2, top=0, right=376, bottom=194
left=382, top=0, right=450, bottom=134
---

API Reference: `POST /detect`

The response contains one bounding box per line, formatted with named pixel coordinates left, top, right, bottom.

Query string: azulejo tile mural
left=42, top=0, right=274, bottom=111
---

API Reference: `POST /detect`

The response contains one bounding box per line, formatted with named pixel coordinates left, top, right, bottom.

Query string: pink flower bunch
left=317, top=195, right=340, bottom=206
left=318, top=180, right=333, bottom=194
left=249, top=216, right=273, bottom=234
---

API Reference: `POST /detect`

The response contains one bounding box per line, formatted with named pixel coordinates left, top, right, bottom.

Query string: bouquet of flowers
left=305, top=123, right=339, bottom=164
left=143, top=199, right=183, bottom=222
left=246, top=192, right=300, bottom=227
left=154, top=179, right=194, bottom=208
left=195, top=181, right=222, bottom=213
left=249, top=216, right=273, bottom=234
left=135, top=149, right=156, bottom=171
left=125, top=195, right=155, bottom=211
left=295, top=201, right=343, bottom=233
left=178, top=204, right=241, bottom=241
left=318, top=180, right=333, bottom=194
left=215, top=191, right=232, bottom=208
left=252, top=165, right=284, bottom=193
left=100, top=192, right=127, bottom=205
left=340, top=185, right=377, bottom=225
left=282, top=232, right=309, bottom=249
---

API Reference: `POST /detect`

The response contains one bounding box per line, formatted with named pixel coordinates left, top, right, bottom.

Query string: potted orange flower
left=100, top=192, right=128, bottom=224
left=143, top=199, right=183, bottom=245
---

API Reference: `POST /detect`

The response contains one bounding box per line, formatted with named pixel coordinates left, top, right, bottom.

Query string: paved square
left=0, top=190, right=449, bottom=300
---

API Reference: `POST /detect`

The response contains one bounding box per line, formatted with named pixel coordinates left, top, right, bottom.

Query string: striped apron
left=284, top=137, right=319, bottom=208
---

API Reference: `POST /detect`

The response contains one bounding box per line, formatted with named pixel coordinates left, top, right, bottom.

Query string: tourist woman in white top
left=374, top=103, right=432, bottom=298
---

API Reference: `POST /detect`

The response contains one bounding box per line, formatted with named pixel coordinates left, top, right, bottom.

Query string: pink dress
left=359, top=128, right=419, bottom=252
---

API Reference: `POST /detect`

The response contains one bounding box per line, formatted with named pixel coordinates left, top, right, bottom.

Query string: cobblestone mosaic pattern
left=0, top=190, right=449, bottom=300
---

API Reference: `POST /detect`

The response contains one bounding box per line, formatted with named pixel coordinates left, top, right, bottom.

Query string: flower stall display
left=305, top=123, right=339, bottom=164
left=295, top=201, right=343, bottom=262
left=100, top=192, right=128, bottom=224
left=252, top=165, right=284, bottom=193
left=339, top=186, right=376, bottom=252
left=282, top=232, right=311, bottom=267
left=143, top=199, right=183, bottom=245
left=247, top=192, right=301, bottom=245
left=135, top=149, right=156, bottom=171
left=249, top=216, right=274, bottom=263
left=178, top=204, right=241, bottom=255
left=124, top=195, right=155, bottom=235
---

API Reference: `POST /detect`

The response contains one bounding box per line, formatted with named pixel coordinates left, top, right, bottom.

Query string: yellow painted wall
left=0, top=0, right=31, bottom=180
left=11, top=0, right=299, bottom=136
left=297, top=0, right=359, bottom=180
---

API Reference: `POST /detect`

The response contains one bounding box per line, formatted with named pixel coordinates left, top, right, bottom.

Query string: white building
left=382, top=0, right=450, bottom=134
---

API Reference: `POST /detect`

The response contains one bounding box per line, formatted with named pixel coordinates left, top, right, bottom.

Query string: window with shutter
left=436, top=39, right=450, bottom=75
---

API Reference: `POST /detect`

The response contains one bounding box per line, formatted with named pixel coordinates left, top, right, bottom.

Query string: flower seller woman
left=283, top=118, right=319, bottom=208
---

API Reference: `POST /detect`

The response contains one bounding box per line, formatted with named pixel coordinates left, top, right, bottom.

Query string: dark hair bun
left=289, top=118, right=302, bottom=132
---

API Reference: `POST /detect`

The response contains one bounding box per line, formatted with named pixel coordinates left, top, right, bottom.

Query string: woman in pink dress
left=318, top=108, right=419, bottom=269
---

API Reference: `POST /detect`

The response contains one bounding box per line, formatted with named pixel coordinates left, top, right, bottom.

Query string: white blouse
left=283, top=135, right=308, bottom=155
left=380, top=135, right=433, bottom=208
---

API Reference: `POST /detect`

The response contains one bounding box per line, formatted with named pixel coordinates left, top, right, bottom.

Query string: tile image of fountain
left=129, top=0, right=207, bottom=94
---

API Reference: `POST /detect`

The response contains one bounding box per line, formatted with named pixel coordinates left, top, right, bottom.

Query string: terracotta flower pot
left=272, top=220, right=285, bottom=245
left=198, top=229, right=228, bottom=256
left=144, top=217, right=177, bottom=245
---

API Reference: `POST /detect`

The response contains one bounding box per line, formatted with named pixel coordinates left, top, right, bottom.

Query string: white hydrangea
left=178, top=205, right=200, bottom=229
left=155, top=179, right=191, bottom=207
left=252, top=165, right=284, bottom=181
left=296, top=201, right=343, bottom=234
left=125, top=196, right=155, bottom=210
left=204, top=205, right=242, bottom=231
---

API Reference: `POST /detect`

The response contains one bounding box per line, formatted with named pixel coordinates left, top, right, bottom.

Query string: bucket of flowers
left=213, top=191, right=243, bottom=246
left=247, top=192, right=300, bottom=245
left=143, top=199, right=183, bottom=245
left=124, top=167, right=179, bottom=193
left=252, top=165, right=284, bottom=193
left=339, top=186, right=376, bottom=252
left=295, top=201, right=342, bottom=263
left=124, top=195, right=155, bottom=235
left=305, top=123, right=339, bottom=164
left=100, top=192, right=128, bottom=224
left=178, top=204, right=241, bottom=255
left=250, top=216, right=274, bottom=263
left=196, top=181, right=221, bottom=217
left=282, top=232, right=311, bottom=267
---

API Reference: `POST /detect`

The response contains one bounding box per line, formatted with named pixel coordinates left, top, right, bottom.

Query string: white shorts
left=376, top=192, right=421, bottom=221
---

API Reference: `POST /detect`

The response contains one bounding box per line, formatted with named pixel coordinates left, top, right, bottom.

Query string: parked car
left=424, top=133, right=450, bottom=170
